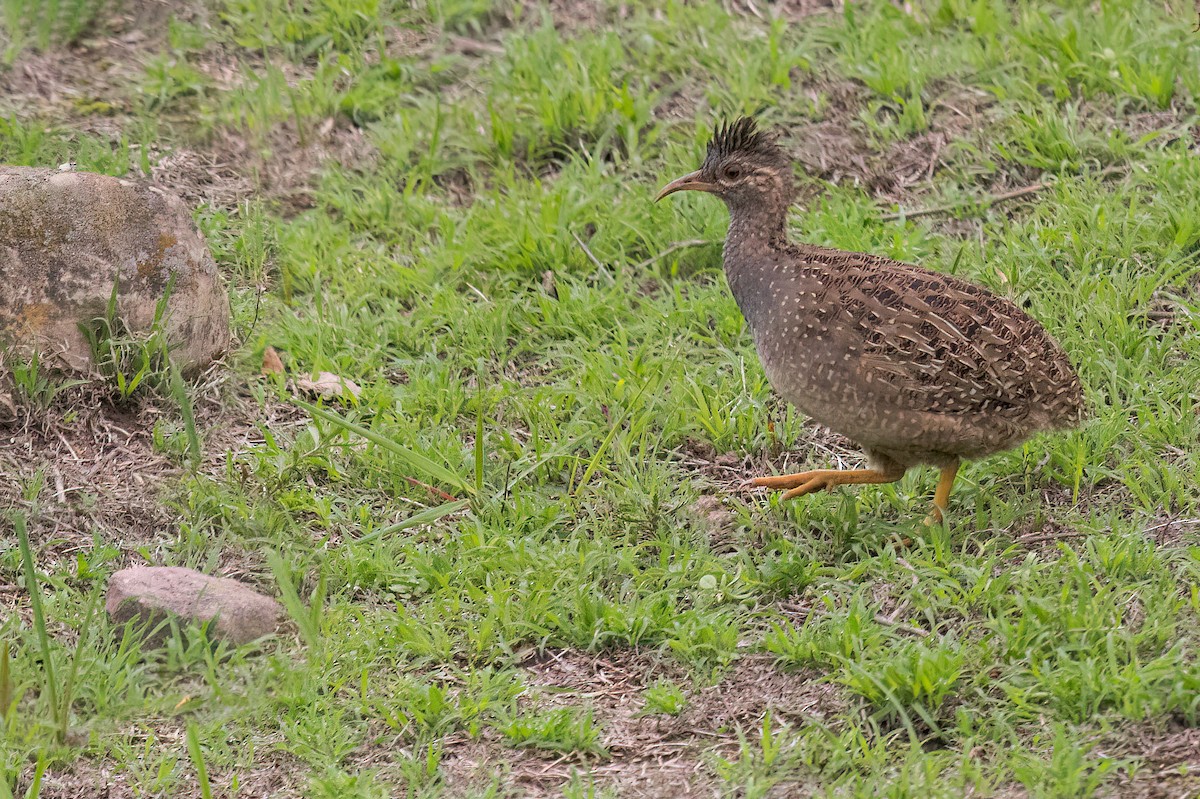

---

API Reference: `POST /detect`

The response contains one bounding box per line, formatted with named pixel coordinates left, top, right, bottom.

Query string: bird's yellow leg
left=924, top=460, right=960, bottom=525
left=752, top=469, right=906, bottom=501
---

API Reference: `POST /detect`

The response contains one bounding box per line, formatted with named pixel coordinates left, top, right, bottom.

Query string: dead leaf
left=261, top=346, right=285, bottom=375
left=295, top=372, right=362, bottom=401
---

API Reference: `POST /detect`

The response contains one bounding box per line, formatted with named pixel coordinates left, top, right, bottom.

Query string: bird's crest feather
left=707, top=116, right=776, bottom=161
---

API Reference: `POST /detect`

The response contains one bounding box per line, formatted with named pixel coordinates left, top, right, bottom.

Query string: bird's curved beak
left=654, top=170, right=718, bottom=202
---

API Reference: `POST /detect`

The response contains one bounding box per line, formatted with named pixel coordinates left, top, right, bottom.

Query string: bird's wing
left=833, top=257, right=1065, bottom=418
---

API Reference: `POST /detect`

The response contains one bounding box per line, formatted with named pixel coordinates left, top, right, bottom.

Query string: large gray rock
left=106, top=566, right=283, bottom=646
left=0, top=167, right=230, bottom=374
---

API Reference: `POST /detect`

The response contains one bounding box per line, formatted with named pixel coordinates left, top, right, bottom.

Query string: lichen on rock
left=0, top=167, right=231, bottom=374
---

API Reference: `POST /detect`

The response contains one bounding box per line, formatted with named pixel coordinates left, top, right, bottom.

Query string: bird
left=655, top=117, right=1085, bottom=523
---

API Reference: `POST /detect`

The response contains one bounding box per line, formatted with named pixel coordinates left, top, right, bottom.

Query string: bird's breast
left=733, top=280, right=860, bottom=413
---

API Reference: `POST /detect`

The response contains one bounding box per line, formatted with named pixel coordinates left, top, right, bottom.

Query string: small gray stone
left=106, top=566, right=282, bottom=646
left=0, top=167, right=230, bottom=375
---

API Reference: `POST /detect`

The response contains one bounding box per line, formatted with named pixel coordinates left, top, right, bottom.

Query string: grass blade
left=23, top=751, right=46, bottom=799
left=474, top=396, right=485, bottom=495
left=57, top=586, right=102, bottom=743
left=15, top=513, right=61, bottom=742
left=168, top=359, right=201, bottom=469
left=296, top=400, right=474, bottom=497
left=572, top=378, right=656, bottom=499
left=354, top=499, right=469, bottom=545
left=0, top=639, right=10, bottom=721
left=266, top=549, right=321, bottom=651
left=186, top=722, right=213, bottom=799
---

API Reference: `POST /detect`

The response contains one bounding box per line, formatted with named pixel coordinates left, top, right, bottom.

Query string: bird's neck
left=724, top=194, right=792, bottom=255
left=723, top=199, right=791, bottom=269
left=722, top=200, right=793, bottom=330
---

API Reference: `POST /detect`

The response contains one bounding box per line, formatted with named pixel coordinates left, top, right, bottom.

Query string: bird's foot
left=752, top=470, right=841, bottom=500
left=751, top=469, right=904, bottom=501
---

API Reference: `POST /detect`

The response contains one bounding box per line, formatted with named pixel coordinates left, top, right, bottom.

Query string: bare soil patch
left=731, top=0, right=842, bottom=21
left=0, top=0, right=205, bottom=114
left=176, top=43, right=379, bottom=212
left=0, top=393, right=179, bottom=563
left=1088, top=96, right=1199, bottom=149
left=788, top=79, right=998, bottom=204
left=0, top=3, right=377, bottom=215
left=31, top=749, right=308, bottom=799
left=678, top=654, right=845, bottom=732
left=149, top=113, right=376, bottom=215
left=443, top=735, right=718, bottom=799
left=0, top=367, right=310, bottom=582
left=511, top=647, right=717, bottom=798
left=443, top=649, right=845, bottom=797
left=1099, top=724, right=1200, bottom=799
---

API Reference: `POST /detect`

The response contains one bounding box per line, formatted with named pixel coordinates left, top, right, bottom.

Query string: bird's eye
left=723, top=165, right=742, bottom=180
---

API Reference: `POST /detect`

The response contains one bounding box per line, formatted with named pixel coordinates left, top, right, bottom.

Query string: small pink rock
left=106, top=566, right=283, bottom=646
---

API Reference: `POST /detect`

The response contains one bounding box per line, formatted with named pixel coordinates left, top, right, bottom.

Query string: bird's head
left=655, top=117, right=793, bottom=211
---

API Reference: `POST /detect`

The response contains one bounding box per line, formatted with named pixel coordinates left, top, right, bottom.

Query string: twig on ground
left=51, top=466, right=66, bottom=504
left=465, top=282, right=490, bottom=303
left=881, top=181, right=1050, bottom=222
left=1012, top=529, right=1089, bottom=547
left=780, top=601, right=930, bottom=638
left=742, top=0, right=765, bottom=19
left=925, top=132, right=945, bottom=181
left=1141, top=517, right=1200, bottom=535
left=447, top=35, right=504, bottom=56
left=56, top=431, right=81, bottom=461
left=882, top=165, right=1128, bottom=222
left=874, top=614, right=929, bottom=638
left=537, top=753, right=573, bottom=774
left=571, top=231, right=606, bottom=271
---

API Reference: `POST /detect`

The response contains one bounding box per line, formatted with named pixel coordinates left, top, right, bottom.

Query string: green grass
left=0, top=0, right=114, bottom=60
left=1, top=0, right=1200, bottom=795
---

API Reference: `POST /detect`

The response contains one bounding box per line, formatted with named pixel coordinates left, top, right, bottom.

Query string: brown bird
left=656, top=117, right=1085, bottom=522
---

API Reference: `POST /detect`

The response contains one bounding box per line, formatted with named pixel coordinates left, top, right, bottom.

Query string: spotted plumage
left=656, top=116, right=1085, bottom=521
